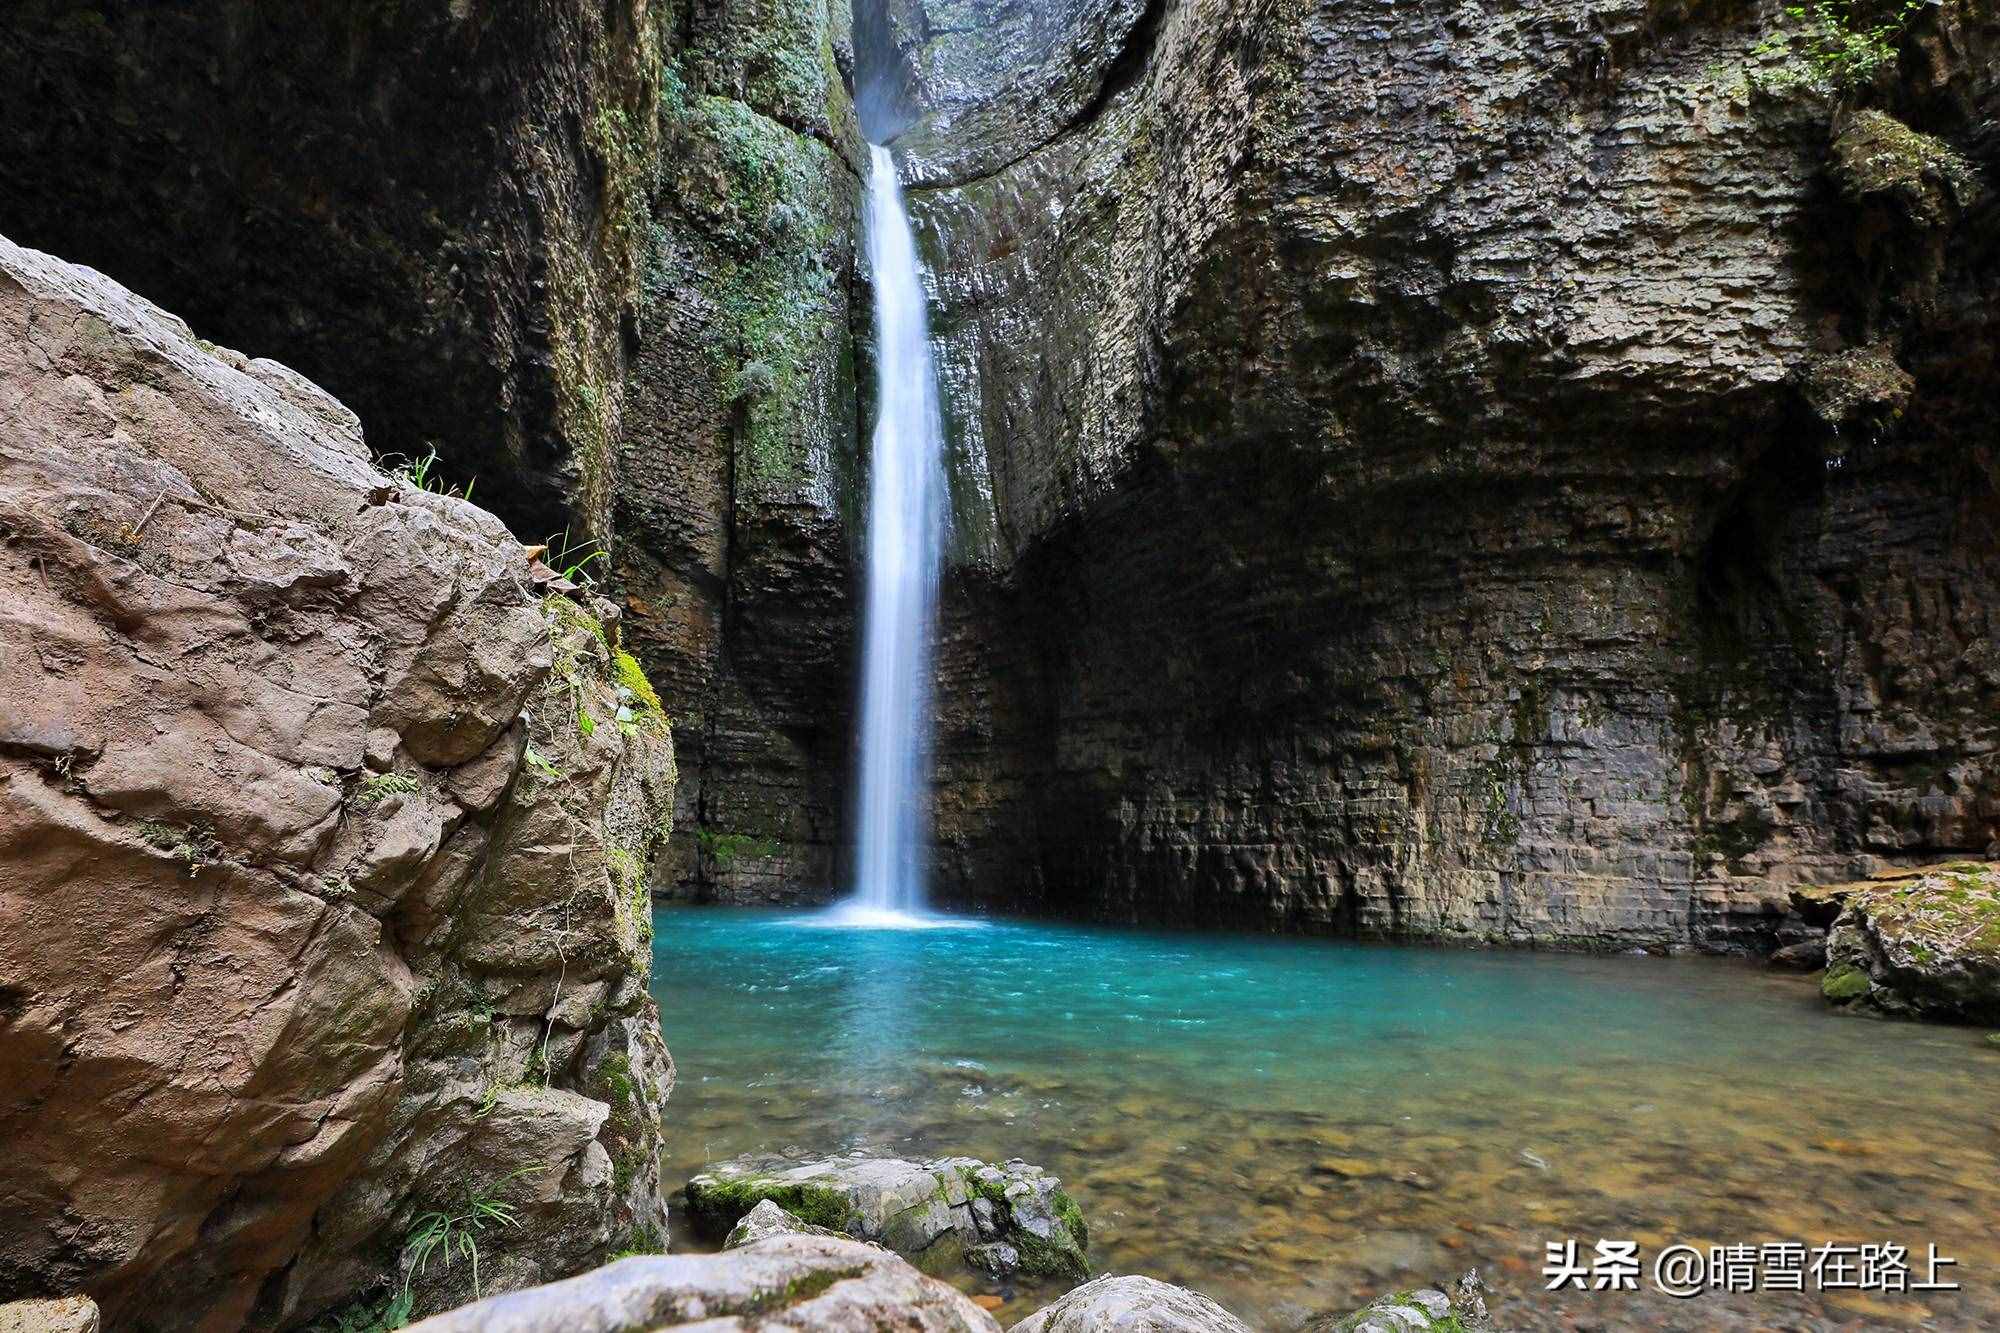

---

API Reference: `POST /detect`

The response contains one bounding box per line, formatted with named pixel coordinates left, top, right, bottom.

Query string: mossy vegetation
left=137, top=820, right=219, bottom=871
left=651, top=78, right=855, bottom=497
left=684, top=1175, right=858, bottom=1238
left=1830, top=110, right=1983, bottom=225
left=695, top=828, right=783, bottom=870
left=355, top=773, right=420, bottom=808
left=1847, top=863, right=2000, bottom=957
left=1822, top=963, right=1872, bottom=1000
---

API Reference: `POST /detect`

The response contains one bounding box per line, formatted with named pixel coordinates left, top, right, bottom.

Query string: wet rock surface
left=1820, top=861, right=2000, bottom=1023
left=0, top=235, right=675, bottom=1329
left=687, top=1151, right=1089, bottom=1281
left=401, top=1233, right=1003, bottom=1333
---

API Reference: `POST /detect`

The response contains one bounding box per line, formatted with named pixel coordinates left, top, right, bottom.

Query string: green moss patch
left=684, top=1175, right=858, bottom=1240
left=1822, top=963, right=1872, bottom=1001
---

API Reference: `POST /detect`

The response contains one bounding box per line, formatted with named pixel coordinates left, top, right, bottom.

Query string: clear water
left=846, top=143, right=948, bottom=920
left=651, top=908, right=2000, bottom=1329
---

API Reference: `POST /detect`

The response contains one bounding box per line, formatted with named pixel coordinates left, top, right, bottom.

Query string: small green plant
left=137, top=820, right=219, bottom=873
left=694, top=828, right=783, bottom=871
left=382, top=448, right=475, bottom=501
left=541, top=529, right=607, bottom=586
left=523, top=745, right=565, bottom=785
left=1750, top=0, right=1926, bottom=97
left=356, top=772, right=420, bottom=808
left=400, top=1168, right=540, bottom=1303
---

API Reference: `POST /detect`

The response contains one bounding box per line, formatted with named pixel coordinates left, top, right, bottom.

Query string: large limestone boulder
left=686, top=1152, right=1089, bottom=1281
left=401, top=1234, right=1003, bottom=1333
left=1008, top=1276, right=1253, bottom=1333
left=1820, top=862, right=2000, bottom=1023
left=0, top=234, right=675, bottom=1329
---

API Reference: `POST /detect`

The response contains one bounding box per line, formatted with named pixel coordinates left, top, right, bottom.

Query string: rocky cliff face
left=0, top=236, right=675, bottom=1329
left=887, top=0, right=2000, bottom=943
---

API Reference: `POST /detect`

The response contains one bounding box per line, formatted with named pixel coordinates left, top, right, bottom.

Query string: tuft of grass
left=381, top=448, right=475, bottom=501
left=541, top=529, right=607, bottom=587
left=400, top=1167, right=541, bottom=1303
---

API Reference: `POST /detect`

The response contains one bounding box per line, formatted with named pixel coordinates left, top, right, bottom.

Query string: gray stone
left=687, top=1152, right=1088, bottom=1281
left=0, top=233, right=677, bottom=1331
left=724, top=1199, right=848, bottom=1248
left=403, top=1234, right=1003, bottom=1333
left=1821, top=863, right=2000, bottom=1023
left=1009, top=1276, right=1253, bottom=1333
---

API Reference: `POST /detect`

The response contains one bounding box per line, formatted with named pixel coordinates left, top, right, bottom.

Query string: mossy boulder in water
left=1820, top=863, right=2000, bottom=1024
left=686, top=1151, right=1089, bottom=1282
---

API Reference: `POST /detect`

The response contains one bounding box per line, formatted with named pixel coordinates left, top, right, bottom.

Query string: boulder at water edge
left=687, top=1151, right=1090, bottom=1281
left=1819, top=862, right=2000, bottom=1023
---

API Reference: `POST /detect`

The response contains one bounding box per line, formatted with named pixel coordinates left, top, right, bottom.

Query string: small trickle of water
left=841, top=144, right=948, bottom=923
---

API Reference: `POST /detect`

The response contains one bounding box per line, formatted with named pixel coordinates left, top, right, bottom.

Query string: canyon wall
left=896, top=0, right=2000, bottom=944
left=0, top=237, right=675, bottom=1328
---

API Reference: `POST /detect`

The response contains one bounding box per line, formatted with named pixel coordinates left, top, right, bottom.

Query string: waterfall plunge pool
left=648, top=907, right=1998, bottom=1329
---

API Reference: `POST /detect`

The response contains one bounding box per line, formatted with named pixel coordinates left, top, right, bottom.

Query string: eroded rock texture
left=0, top=236, right=675, bottom=1330
left=887, top=0, right=2000, bottom=944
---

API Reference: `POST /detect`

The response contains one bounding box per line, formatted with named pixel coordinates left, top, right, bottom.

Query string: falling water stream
left=833, top=143, right=950, bottom=925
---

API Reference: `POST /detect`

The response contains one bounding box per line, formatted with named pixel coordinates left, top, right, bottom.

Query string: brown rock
left=0, top=234, right=676, bottom=1331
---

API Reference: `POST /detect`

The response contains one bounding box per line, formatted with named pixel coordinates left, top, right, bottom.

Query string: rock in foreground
left=1008, top=1275, right=1253, bottom=1333
left=1821, top=863, right=2000, bottom=1024
left=0, top=233, right=675, bottom=1329
left=687, top=1152, right=1089, bottom=1281
left=402, top=1234, right=1003, bottom=1333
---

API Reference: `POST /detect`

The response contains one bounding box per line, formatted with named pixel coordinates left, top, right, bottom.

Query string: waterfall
left=840, top=142, right=949, bottom=923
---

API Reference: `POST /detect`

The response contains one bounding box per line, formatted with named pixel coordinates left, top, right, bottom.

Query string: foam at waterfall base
left=793, top=902, right=986, bottom=930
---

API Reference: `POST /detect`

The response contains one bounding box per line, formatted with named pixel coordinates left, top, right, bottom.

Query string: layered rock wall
left=893, top=0, right=2000, bottom=943
left=0, top=236, right=675, bottom=1330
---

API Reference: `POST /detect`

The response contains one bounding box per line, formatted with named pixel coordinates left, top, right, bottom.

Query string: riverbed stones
left=1820, top=863, right=2000, bottom=1023
left=1008, top=1276, right=1254, bottom=1333
left=686, top=1152, right=1089, bottom=1281
left=401, top=1235, right=1004, bottom=1333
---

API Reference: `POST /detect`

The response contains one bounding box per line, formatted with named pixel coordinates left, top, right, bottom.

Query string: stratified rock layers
left=0, top=236, right=675, bottom=1329
left=895, top=0, right=2000, bottom=943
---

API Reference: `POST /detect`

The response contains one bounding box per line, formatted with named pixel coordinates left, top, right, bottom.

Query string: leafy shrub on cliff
left=1750, top=0, right=1928, bottom=96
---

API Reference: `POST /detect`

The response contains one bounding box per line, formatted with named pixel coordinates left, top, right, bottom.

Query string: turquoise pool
left=650, top=907, right=1998, bottom=1328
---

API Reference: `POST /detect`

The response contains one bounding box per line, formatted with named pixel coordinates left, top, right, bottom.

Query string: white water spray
left=832, top=143, right=950, bottom=927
